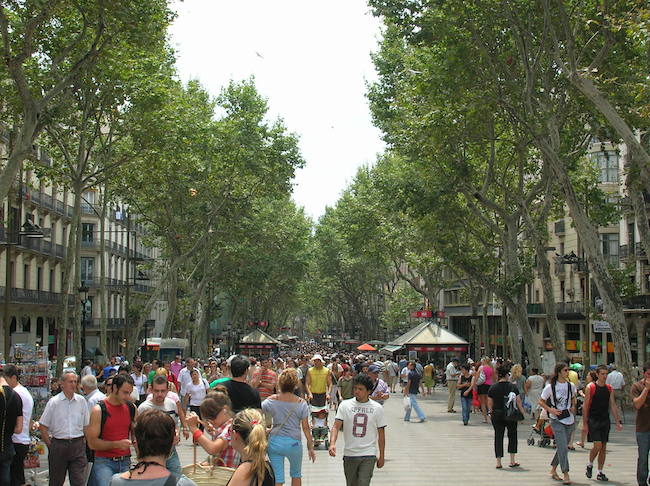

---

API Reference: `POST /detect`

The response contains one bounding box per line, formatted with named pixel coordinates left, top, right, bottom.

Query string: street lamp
left=79, top=283, right=89, bottom=370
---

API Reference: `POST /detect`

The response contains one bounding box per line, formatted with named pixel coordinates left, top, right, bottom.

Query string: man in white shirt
left=5, top=364, right=33, bottom=486
left=445, top=358, right=461, bottom=413
left=329, top=373, right=386, bottom=486
left=139, top=376, right=183, bottom=474
left=81, top=374, right=106, bottom=413
left=39, top=371, right=90, bottom=486
left=605, top=364, right=626, bottom=423
left=177, top=357, right=198, bottom=398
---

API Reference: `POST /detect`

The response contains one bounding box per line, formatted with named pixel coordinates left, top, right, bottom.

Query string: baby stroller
left=527, top=421, right=554, bottom=448
left=310, top=405, right=330, bottom=449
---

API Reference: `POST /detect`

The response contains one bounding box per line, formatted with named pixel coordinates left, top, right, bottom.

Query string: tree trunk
left=162, top=265, right=178, bottom=337
left=539, top=145, right=633, bottom=386
left=503, top=218, right=541, bottom=369
left=72, top=185, right=83, bottom=371
left=193, top=279, right=210, bottom=358
left=99, top=188, right=108, bottom=358
left=0, top=113, right=38, bottom=203
left=482, top=288, right=490, bottom=357
left=534, top=236, right=565, bottom=362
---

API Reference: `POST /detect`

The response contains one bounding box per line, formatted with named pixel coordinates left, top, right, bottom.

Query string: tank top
left=589, top=383, right=611, bottom=420
left=95, top=400, right=132, bottom=458
left=308, top=367, right=329, bottom=394
left=482, top=365, right=494, bottom=385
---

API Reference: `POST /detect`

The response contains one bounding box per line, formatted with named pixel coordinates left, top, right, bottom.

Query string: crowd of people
left=0, top=348, right=647, bottom=486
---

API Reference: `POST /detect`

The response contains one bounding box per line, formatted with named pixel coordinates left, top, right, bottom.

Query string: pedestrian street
left=177, top=389, right=639, bottom=486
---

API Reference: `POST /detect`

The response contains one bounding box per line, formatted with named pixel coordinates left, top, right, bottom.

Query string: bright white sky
left=169, top=0, right=385, bottom=220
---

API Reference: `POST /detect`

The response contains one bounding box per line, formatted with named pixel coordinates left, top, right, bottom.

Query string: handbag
left=504, top=386, right=524, bottom=422
left=403, top=395, right=412, bottom=411
left=476, top=369, right=486, bottom=386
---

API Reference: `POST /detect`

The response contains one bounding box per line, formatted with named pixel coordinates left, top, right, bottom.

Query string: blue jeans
left=89, top=455, right=131, bottom=486
left=460, top=395, right=472, bottom=424
left=404, top=394, right=426, bottom=421
left=268, top=435, right=303, bottom=483
left=166, top=447, right=181, bottom=475
left=637, top=431, right=650, bottom=486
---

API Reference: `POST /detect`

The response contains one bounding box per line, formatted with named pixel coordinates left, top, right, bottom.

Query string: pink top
left=481, top=365, right=494, bottom=385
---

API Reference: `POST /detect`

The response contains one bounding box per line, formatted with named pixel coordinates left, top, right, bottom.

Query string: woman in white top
left=539, top=363, right=577, bottom=485
left=184, top=369, right=209, bottom=430
left=131, top=363, right=148, bottom=405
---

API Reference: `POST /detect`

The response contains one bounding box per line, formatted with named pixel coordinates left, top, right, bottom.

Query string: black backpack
left=98, top=400, right=136, bottom=438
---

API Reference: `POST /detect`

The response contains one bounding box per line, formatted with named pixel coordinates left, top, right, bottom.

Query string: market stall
left=238, top=328, right=281, bottom=357
left=387, top=320, right=469, bottom=364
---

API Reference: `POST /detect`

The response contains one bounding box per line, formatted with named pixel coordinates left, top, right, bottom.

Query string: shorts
left=477, top=384, right=490, bottom=395
left=587, top=417, right=610, bottom=443
left=311, top=393, right=327, bottom=407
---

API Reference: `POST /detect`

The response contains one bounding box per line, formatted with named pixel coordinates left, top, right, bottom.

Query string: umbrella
left=357, top=343, right=376, bottom=352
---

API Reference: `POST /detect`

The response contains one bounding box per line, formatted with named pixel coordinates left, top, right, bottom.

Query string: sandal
left=496, top=465, right=503, bottom=469
left=562, top=481, right=572, bottom=485
left=509, top=463, right=520, bottom=468
left=551, top=473, right=562, bottom=481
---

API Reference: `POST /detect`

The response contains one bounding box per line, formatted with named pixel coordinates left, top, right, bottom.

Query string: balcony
left=623, top=295, right=650, bottom=310
left=80, top=239, right=100, bottom=250
left=19, top=237, right=64, bottom=259
left=527, top=303, right=546, bottom=315
left=554, top=261, right=566, bottom=275
left=556, top=302, right=585, bottom=317
left=0, top=287, right=75, bottom=305
left=84, top=318, right=125, bottom=329
left=636, top=245, right=648, bottom=262
left=620, top=244, right=630, bottom=262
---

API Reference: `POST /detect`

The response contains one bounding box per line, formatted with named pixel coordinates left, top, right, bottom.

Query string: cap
left=312, top=354, right=323, bottom=362
left=368, top=364, right=380, bottom=374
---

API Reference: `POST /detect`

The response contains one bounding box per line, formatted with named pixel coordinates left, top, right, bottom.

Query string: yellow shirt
left=308, top=366, right=330, bottom=394
left=423, top=364, right=434, bottom=377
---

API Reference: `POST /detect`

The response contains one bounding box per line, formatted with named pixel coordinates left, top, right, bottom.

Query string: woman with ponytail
left=227, top=409, right=275, bottom=486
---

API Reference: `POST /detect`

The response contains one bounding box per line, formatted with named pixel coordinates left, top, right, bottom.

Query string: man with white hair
left=81, top=374, right=106, bottom=413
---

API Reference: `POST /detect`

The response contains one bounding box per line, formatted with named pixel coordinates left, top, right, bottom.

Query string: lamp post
left=78, top=283, right=89, bottom=371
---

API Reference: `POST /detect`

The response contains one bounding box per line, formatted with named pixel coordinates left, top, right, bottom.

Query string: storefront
left=386, top=321, right=469, bottom=364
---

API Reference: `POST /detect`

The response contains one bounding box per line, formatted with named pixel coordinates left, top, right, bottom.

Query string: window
left=600, top=233, right=619, bottom=266
left=80, top=257, right=94, bottom=283
left=592, top=151, right=619, bottom=183
left=23, top=264, right=29, bottom=288
left=36, top=267, right=42, bottom=291
left=82, top=223, right=94, bottom=242
left=49, top=269, right=55, bottom=292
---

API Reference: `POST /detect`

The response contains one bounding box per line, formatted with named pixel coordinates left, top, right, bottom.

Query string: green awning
left=379, top=344, right=403, bottom=353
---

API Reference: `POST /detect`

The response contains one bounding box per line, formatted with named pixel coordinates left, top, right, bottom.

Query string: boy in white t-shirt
left=329, top=374, right=386, bottom=486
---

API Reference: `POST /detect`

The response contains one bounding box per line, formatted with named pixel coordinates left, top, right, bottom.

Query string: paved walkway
left=34, top=387, right=639, bottom=485
left=175, top=387, right=639, bottom=486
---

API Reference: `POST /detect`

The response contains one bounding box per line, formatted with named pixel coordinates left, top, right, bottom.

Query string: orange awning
left=357, top=343, right=376, bottom=351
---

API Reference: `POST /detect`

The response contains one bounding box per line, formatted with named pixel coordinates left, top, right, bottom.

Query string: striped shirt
left=253, top=368, right=277, bottom=400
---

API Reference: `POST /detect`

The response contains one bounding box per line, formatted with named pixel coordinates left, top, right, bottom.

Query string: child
left=339, top=369, right=354, bottom=400
left=312, top=408, right=328, bottom=429
left=186, top=391, right=239, bottom=467
left=329, top=373, right=386, bottom=486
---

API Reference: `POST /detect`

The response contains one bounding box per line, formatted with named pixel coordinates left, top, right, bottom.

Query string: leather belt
left=52, top=437, right=84, bottom=442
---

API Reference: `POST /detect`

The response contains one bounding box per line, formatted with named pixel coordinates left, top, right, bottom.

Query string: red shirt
left=168, top=373, right=180, bottom=394
left=95, top=400, right=131, bottom=458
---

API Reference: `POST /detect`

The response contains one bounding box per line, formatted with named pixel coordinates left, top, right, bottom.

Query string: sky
left=169, top=0, right=385, bottom=220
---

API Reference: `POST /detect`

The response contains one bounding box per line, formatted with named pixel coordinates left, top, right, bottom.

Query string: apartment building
left=0, top=145, right=167, bottom=360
